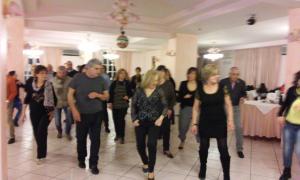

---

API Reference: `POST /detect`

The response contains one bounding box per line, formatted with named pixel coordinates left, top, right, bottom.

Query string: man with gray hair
left=52, top=66, right=73, bottom=140
left=68, top=58, right=109, bottom=175
left=220, top=67, right=247, bottom=158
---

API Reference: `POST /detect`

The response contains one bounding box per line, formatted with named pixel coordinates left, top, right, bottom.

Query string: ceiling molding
left=222, top=39, right=287, bottom=50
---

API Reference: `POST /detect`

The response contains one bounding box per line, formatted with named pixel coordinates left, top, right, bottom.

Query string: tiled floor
left=7, top=110, right=300, bottom=180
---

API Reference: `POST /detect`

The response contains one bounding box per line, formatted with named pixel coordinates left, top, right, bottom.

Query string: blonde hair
left=141, top=70, right=159, bottom=89
left=201, top=64, right=219, bottom=82
left=114, top=68, right=129, bottom=81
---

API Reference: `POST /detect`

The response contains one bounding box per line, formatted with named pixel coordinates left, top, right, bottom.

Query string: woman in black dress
left=191, top=64, right=234, bottom=180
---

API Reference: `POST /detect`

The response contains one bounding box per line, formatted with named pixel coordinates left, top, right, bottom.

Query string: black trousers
left=102, top=102, right=109, bottom=130
left=76, top=111, right=102, bottom=166
left=161, top=117, right=171, bottom=151
left=135, top=121, right=160, bottom=173
left=112, top=108, right=128, bottom=138
left=30, top=110, right=51, bottom=159
left=199, top=137, right=231, bottom=179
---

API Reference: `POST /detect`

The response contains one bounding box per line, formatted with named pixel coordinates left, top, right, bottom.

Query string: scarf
left=32, top=80, right=55, bottom=108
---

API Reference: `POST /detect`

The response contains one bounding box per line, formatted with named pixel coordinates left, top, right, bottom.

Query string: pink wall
left=286, top=8, right=300, bottom=89
left=0, top=0, right=9, bottom=178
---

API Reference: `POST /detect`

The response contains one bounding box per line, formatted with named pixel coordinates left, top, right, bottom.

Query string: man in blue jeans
left=52, top=66, right=73, bottom=140
left=221, top=67, right=247, bottom=158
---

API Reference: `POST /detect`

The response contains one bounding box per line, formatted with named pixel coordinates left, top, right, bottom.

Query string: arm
left=126, top=81, right=133, bottom=98
left=177, top=82, right=184, bottom=103
left=154, top=89, right=168, bottom=126
left=278, top=88, right=293, bottom=117
left=108, top=82, right=115, bottom=103
left=241, top=80, right=247, bottom=98
left=68, top=87, right=81, bottom=122
left=7, top=80, right=17, bottom=102
left=225, top=94, right=234, bottom=130
left=131, top=89, right=139, bottom=122
left=191, top=98, right=200, bottom=135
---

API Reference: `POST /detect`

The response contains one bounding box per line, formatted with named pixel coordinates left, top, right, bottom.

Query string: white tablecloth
left=244, top=100, right=280, bottom=114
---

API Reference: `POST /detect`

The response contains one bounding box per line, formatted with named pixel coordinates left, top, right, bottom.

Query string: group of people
left=6, top=58, right=300, bottom=180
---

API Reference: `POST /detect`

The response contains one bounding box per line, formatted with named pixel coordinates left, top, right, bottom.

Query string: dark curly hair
left=34, top=65, right=47, bottom=75
left=293, top=71, right=300, bottom=87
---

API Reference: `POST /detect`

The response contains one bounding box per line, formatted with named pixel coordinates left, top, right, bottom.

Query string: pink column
left=0, top=0, right=8, bottom=179
left=286, top=8, right=300, bottom=89
left=5, top=16, right=24, bottom=81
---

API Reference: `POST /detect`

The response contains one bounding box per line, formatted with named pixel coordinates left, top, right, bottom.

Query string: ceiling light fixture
left=77, top=34, right=101, bottom=53
left=103, top=51, right=120, bottom=60
left=23, top=43, right=44, bottom=58
left=203, top=47, right=224, bottom=61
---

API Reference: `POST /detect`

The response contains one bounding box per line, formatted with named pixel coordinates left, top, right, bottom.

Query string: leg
left=112, top=109, right=120, bottom=138
left=76, top=114, right=90, bottom=163
left=7, top=102, right=15, bottom=139
left=88, top=112, right=102, bottom=167
left=119, top=108, right=128, bottom=138
left=135, top=124, right=148, bottom=166
left=30, top=112, right=41, bottom=142
left=199, top=137, right=210, bottom=178
left=54, top=108, right=63, bottom=135
left=102, top=102, right=110, bottom=130
left=63, top=107, right=72, bottom=135
left=147, top=125, right=160, bottom=173
left=295, top=126, right=300, bottom=165
left=178, top=107, right=192, bottom=142
left=283, top=124, right=296, bottom=168
left=217, top=137, right=231, bottom=180
left=233, top=106, right=243, bottom=152
left=162, top=117, right=171, bottom=151
left=13, top=99, right=22, bottom=125
left=36, top=114, right=51, bottom=159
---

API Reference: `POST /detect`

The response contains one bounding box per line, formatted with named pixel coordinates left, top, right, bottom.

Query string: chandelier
left=23, top=43, right=44, bottom=58
left=203, top=48, right=224, bottom=61
left=110, top=0, right=140, bottom=48
left=77, top=34, right=101, bottom=53
left=103, top=51, right=120, bottom=60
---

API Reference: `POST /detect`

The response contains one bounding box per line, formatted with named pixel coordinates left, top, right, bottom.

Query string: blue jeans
left=283, top=122, right=300, bottom=167
left=54, top=107, right=72, bottom=135
left=13, top=98, right=22, bottom=124
left=233, top=106, right=243, bottom=152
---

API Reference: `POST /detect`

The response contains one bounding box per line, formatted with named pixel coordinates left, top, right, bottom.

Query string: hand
left=88, top=92, right=99, bottom=99
left=184, top=94, right=192, bottom=99
left=48, top=111, right=54, bottom=121
left=20, top=111, right=26, bottom=122
left=123, top=96, right=129, bottom=101
left=191, top=125, right=198, bottom=135
left=227, top=120, right=234, bottom=131
left=278, top=116, right=285, bottom=125
left=133, top=120, right=140, bottom=127
left=108, top=103, right=112, bottom=109
left=72, top=109, right=81, bottom=122
left=154, top=118, right=163, bottom=127
left=167, top=110, right=173, bottom=118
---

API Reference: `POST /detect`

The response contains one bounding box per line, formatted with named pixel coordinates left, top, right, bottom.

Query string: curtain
left=234, top=46, right=281, bottom=90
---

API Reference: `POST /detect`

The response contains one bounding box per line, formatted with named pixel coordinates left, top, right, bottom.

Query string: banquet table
left=241, top=100, right=282, bottom=139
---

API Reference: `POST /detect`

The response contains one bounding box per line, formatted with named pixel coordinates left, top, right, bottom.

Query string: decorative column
left=286, top=8, right=300, bottom=89
left=174, top=34, right=198, bottom=87
left=0, top=0, right=8, bottom=179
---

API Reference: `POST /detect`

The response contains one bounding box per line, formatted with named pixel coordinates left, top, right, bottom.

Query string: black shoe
left=142, top=167, right=149, bottom=173
left=199, top=164, right=207, bottom=179
left=163, top=151, right=174, bottom=159
left=237, top=151, right=244, bottom=158
left=279, top=167, right=291, bottom=180
left=14, top=121, right=19, bottom=127
left=120, top=138, right=125, bottom=144
left=178, top=141, right=185, bottom=150
left=105, top=128, right=110, bottom=133
left=78, top=162, right=86, bottom=169
left=90, top=166, right=99, bottom=175
left=57, top=133, right=62, bottom=139
left=8, top=138, right=15, bottom=144
left=114, top=137, right=119, bottom=141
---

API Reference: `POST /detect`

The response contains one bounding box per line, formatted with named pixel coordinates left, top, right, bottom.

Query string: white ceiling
left=22, top=0, right=300, bottom=51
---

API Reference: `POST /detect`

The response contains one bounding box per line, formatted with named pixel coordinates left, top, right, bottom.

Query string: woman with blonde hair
left=131, top=70, right=168, bottom=180
left=191, top=64, right=234, bottom=180
left=108, top=69, right=132, bottom=144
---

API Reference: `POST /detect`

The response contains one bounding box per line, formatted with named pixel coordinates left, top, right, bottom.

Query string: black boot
left=279, top=167, right=291, bottom=180
left=221, top=156, right=230, bottom=180
left=198, top=163, right=207, bottom=179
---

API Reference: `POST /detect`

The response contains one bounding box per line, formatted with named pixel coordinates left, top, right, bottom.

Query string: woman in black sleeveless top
left=191, top=64, right=234, bottom=180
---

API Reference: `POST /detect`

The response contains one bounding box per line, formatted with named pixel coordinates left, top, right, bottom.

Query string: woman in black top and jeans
left=108, top=69, right=132, bottom=144
left=177, top=67, right=198, bottom=149
left=131, top=70, right=168, bottom=180
left=23, top=65, right=56, bottom=164
left=191, top=64, right=234, bottom=180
